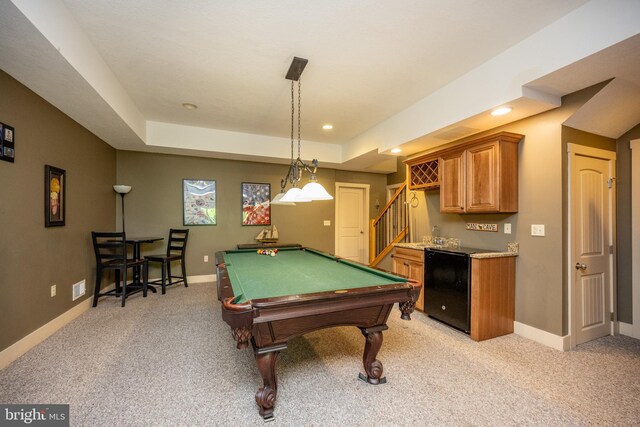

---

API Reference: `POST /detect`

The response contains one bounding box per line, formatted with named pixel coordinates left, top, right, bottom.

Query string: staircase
left=369, top=182, right=409, bottom=267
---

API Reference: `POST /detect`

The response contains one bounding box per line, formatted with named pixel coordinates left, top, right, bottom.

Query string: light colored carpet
left=1, top=282, right=639, bottom=426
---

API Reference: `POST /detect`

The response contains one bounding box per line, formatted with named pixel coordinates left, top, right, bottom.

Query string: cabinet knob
left=403, top=261, right=410, bottom=266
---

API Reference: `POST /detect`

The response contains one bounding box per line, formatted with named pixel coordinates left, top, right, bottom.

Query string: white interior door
left=335, top=183, right=369, bottom=263
left=569, top=144, right=616, bottom=347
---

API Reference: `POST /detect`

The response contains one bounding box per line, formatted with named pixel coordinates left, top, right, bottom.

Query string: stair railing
left=369, top=182, right=408, bottom=266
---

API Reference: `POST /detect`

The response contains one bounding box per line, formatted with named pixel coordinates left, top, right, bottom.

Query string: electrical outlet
left=531, top=224, right=545, bottom=236
left=504, top=223, right=511, bottom=234
left=204, top=255, right=209, bottom=262
left=51, top=284, right=57, bottom=297
left=72, top=280, right=86, bottom=301
left=324, top=220, right=331, bottom=226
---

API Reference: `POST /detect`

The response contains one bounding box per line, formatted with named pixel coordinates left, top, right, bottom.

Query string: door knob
left=575, top=262, right=587, bottom=271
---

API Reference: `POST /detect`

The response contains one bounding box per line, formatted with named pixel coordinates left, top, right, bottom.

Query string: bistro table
left=126, top=236, right=164, bottom=293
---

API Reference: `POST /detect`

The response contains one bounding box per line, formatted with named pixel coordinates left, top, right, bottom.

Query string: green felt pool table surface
left=221, top=247, right=408, bottom=303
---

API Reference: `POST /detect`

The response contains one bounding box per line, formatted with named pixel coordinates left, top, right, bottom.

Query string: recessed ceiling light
left=182, top=103, right=198, bottom=110
left=491, top=107, right=512, bottom=116
left=322, top=124, right=333, bottom=130
left=391, top=148, right=402, bottom=153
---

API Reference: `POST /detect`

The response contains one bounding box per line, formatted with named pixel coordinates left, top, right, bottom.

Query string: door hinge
left=610, top=312, right=614, bottom=321
left=609, top=245, right=614, bottom=255
left=607, top=177, right=616, bottom=189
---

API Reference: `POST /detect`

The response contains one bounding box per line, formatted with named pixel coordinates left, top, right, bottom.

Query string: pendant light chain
left=290, top=80, right=294, bottom=162
left=297, top=79, right=301, bottom=160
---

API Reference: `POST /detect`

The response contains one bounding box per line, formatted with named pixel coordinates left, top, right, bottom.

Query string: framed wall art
left=183, top=179, right=216, bottom=226
left=45, top=165, right=65, bottom=227
left=241, top=182, right=271, bottom=226
left=1, top=122, right=15, bottom=163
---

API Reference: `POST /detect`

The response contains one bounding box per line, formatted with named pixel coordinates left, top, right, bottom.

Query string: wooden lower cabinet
left=394, top=247, right=515, bottom=340
left=392, top=247, right=424, bottom=311
left=470, top=256, right=516, bottom=341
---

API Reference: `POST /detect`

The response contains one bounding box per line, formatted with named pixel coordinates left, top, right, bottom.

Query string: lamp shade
left=300, top=181, right=333, bottom=200
left=113, top=185, right=132, bottom=194
left=271, top=191, right=296, bottom=206
left=280, top=187, right=311, bottom=203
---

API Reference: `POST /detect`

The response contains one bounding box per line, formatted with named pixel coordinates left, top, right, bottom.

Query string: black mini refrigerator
left=423, top=247, right=490, bottom=333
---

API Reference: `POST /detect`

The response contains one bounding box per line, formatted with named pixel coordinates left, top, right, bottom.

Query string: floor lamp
left=113, top=185, right=132, bottom=233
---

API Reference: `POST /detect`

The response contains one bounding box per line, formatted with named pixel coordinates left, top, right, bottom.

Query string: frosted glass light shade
left=280, top=187, right=311, bottom=203
left=113, top=185, right=132, bottom=194
left=300, top=181, right=333, bottom=200
left=271, top=191, right=296, bottom=206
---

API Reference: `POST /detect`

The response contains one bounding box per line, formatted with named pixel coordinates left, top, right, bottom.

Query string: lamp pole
left=119, top=192, right=126, bottom=233
left=113, top=185, right=132, bottom=234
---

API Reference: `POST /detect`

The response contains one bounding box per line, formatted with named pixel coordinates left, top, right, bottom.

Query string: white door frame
left=386, top=183, right=402, bottom=203
left=334, top=182, right=370, bottom=261
left=630, top=139, right=640, bottom=339
left=567, top=143, right=617, bottom=349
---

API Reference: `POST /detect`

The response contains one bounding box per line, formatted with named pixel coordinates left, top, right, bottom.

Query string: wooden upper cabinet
left=466, top=134, right=520, bottom=213
left=466, top=141, right=500, bottom=212
left=439, top=150, right=466, bottom=213
left=405, top=131, right=522, bottom=213
left=440, top=132, right=522, bottom=214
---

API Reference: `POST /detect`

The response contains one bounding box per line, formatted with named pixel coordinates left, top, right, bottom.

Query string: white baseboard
left=618, top=321, right=637, bottom=338
left=514, top=321, right=570, bottom=351
left=147, top=274, right=215, bottom=284
left=187, top=274, right=215, bottom=284
left=0, top=297, right=93, bottom=370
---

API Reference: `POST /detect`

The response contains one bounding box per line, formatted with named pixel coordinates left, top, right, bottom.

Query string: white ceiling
left=1, top=0, right=639, bottom=173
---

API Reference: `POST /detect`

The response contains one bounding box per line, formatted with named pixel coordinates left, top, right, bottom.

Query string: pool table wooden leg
left=254, top=344, right=287, bottom=420
left=359, top=325, right=389, bottom=385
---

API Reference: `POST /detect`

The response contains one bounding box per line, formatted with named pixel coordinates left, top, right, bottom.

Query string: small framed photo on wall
left=45, top=165, right=66, bottom=227
left=242, top=182, right=271, bottom=226
left=1, top=122, right=15, bottom=163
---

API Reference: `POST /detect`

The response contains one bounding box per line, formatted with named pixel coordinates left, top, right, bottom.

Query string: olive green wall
left=387, top=156, right=407, bottom=185
left=616, top=123, right=640, bottom=324
left=116, top=151, right=388, bottom=277
left=0, top=70, right=116, bottom=352
left=407, top=83, right=613, bottom=336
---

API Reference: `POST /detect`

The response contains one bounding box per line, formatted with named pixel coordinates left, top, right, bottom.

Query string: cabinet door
left=439, top=151, right=465, bottom=213
left=392, top=257, right=409, bottom=277
left=408, top=261, right=424, bottom=311
left=466, top=141, right=499, bottom=212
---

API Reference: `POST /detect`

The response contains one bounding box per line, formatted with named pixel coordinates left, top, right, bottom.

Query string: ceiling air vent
left=433, top=126, right=480, bottom=141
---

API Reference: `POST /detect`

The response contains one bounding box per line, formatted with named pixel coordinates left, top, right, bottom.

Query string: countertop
left=394, top=242, right=518, bottom=259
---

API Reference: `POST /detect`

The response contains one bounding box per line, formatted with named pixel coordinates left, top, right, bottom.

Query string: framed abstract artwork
left=241, top=182, right=271, bottom=226
left=183, top=179, right=216, bottom=226
left=45, top=165, right=65, bottom=227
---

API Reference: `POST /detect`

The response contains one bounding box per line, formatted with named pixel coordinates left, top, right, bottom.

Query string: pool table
left=215, top=246, right=421, bottom=420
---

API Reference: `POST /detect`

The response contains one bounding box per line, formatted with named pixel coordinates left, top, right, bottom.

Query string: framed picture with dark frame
left=1, top=122, right=15, bottom=163
left=183, top=179, right=216, bottom=226
left=45, top=165, right=65, bottom=227
left=242, top=182, right=271, bottom=226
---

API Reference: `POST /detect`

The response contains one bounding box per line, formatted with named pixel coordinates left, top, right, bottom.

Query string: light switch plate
left=324, top=220, right=331, bottom=226
left=504, top=223, right=511, bottom=234
left=531, top=224, right=545, bottom=236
